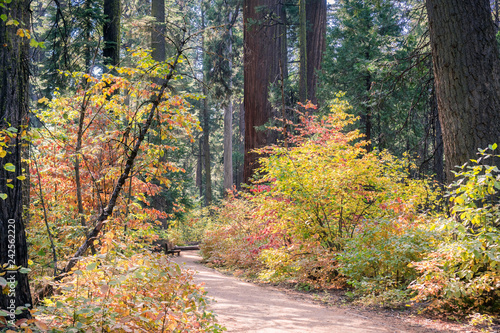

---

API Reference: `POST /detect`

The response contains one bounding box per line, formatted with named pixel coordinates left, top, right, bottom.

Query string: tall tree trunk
left=201, top=7, right=212, bottom=205
left=202, top=90, right=212, bottom=205
left=223, top=102, right=234, bottom=194
left=243, top=0, right=286, bottom=182
left=0, top=0, right=33, bottom=319
left=103, top=0, right=120, bottom=66
left=196, top=138, right=203, bottom=199
left=151, top=0, right=166, bottom=64
left=149, top=0, right=168, bottom=223
left=237, top=102, right=245, bottom=189
left=84, top=0, right=92, bottom=70
left=223, top=13, right=234, bottom=194
left=361, top=9, right=373, bottom=150
left=431, top=83, right=445, bottom=184
left=298, top=0, right=307, bottom=103
left=306, top=0, right=326, bottom=105
left=426, top=0, right=500, bottom=181
left=364, top=69, right=372, bottom=151
left=280, top=5, right=288, bottom=81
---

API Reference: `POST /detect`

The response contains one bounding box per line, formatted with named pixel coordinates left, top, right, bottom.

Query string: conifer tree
left=0, top=0, right=33, bottom=319
left=243, top=0, right=286, bottom=182
left=426, top=0, right=500, bottom=180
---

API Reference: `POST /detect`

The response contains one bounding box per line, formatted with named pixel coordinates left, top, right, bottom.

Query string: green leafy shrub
left=201, top=102, right=437, bottom=294
left=251, top=102, right=437, bottom=252
left=338, top=217, right=436, bottom=297
left=200, top=192, right=343, bottom=287
left=258, top=248, right=298, bottom=283
left=410, top=145, right=500, bottom=315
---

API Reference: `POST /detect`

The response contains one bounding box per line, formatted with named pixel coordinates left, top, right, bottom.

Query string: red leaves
left=249, top=184, right=271, bottom=193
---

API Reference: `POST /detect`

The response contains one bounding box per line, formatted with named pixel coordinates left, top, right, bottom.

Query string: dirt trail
left=171, top=251, right=455, bottom=333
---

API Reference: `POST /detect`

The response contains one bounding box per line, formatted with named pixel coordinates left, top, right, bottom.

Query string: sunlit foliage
left=410, top=146, right=500, bottom=315
left=201, top=101, right=438, bottom=294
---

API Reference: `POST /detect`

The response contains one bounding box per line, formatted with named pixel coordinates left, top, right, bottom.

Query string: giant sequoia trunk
left=0, top=0, right=33, bottom=319
left=243, top=0, right=286, bottom=182
left=306, top=0, right=326, bottom=105
left=223, top=100, right=233, bottom=193
left=223, top=12, right=234, bottom=194
left=426, top=0, right=500, bottom=181
left=299, top=0, right=326, bottom=105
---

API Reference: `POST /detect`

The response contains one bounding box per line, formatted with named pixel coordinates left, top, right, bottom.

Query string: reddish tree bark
left=306, top=0, right=326, bottom=105
left=223, top=12, right=234, bottom=194
left=243, top=0, right=286, bottom=182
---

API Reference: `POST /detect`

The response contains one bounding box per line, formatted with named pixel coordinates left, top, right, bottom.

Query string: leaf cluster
left=200, top=100, right=437, bottom=293
left=28, top=49, right=200, bottom=291
left=32, top=252, right=223, bottom=332
left=409, top=146, right=500, bottom=315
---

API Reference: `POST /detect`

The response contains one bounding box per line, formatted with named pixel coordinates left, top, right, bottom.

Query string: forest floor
left=172, top=251, right=493, bottom=333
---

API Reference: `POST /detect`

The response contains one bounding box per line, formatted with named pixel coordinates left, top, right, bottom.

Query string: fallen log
left=166, top=249, right=181, bottom=256
left=174, top=245, right=200, bottom=251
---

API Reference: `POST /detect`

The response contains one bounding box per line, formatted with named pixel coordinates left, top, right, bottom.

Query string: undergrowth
left=1, top=252, right=224, bottom=332
left=198, top=101, right=499, bottom=326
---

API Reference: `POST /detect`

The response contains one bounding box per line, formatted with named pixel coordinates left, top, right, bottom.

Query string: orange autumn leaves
left=29, top=51, right=200, bottom=275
